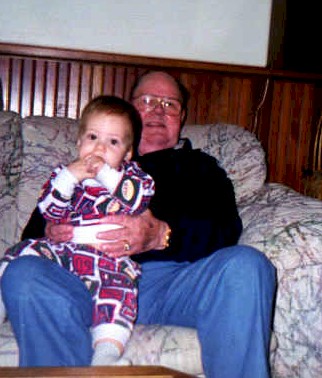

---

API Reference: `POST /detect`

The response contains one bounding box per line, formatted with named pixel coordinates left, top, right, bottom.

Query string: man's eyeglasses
left=133, top=95, right=182, bottom=116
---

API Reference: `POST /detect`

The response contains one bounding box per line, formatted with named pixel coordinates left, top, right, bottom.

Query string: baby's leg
left=72, top=251, right=140, bottom=366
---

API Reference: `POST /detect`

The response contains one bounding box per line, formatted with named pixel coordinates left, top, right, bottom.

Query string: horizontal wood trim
left=1, top=42, right=322, bottom=82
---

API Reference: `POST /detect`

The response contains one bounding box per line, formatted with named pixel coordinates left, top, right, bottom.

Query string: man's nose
left=153, top=102, right=166, bottom=114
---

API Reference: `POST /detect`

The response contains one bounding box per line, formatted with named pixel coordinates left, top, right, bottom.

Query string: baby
left=0, top=95, right=155, bottom=366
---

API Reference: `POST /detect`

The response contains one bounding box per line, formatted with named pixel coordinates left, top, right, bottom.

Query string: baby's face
left=77, top=112, right=133, bottom=169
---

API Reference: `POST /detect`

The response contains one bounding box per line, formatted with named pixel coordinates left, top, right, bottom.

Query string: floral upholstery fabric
left=16, top=116, right=78, bottom=236
left=0, top=111, right=322, bottom=377
left=238, top=183, right=322, bottom=378
left=0, top=111, right=22, bottom=254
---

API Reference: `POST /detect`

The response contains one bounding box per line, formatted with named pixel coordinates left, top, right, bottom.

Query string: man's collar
left=136, top=138, right=192, bottom=161
left=175, top=137, right=192, bottom=150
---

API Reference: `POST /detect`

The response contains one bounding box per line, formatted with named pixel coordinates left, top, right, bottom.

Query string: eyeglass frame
left=132, top=94, right=183, bottom=116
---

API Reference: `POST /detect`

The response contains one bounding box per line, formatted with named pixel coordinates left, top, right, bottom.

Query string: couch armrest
left=238, top=183, right=322, bottom=374
left=0, top=111, right=23, bottom=257
left=238, top=183, right=322, bottom=270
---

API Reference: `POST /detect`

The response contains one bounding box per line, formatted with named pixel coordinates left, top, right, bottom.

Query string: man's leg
left=137, top=245, right=276, bottom=378
left=1, top=256, right=93, bottom=367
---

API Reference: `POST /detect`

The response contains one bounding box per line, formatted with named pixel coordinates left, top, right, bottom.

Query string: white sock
left=92, top=342, right=123, bottom=366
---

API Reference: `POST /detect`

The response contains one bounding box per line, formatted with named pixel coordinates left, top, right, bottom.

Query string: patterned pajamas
left=1, top=161, right=154, bottom=349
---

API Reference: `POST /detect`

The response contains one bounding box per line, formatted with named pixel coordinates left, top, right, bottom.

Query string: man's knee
left=2, top=256, right=39, bottom=296
left=230, top=245, right=274, bottom=268
left=209, top=245, right=276, bottom=283
left=2, top=256, right=91, bottom=308
left=2, top=255, right=92, bottom=325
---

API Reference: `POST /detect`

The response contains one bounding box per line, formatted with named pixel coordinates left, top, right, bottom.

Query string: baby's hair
left=79, top=95, right=142, bottom=157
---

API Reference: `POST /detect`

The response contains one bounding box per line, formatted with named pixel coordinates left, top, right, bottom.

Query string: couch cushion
left=0, top=321, right=203, bottom=375
left=181, top=124, right=267, bottom=205
left=16, top=116, right=79, bottom=236
left=0, top=111, right=23, bottom=257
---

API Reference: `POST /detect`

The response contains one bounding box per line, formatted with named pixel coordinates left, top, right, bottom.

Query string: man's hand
left=45, top=222, right=74, bottom=243
left=97, top=209, right=169, bottom=258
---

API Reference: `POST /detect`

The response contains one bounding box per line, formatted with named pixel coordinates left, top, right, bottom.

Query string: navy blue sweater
left=134, top=139, right=242, bottom=263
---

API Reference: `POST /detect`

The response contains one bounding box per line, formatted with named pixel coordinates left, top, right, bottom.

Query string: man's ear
left=180, top=109, right=187, bottom=128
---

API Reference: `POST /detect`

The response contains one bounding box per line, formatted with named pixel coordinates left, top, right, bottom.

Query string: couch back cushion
left=0, top=111, right=23, bottom=256
left=17, top=116, right=79, bottom=236
left=181, top=123, right=267, bottom=205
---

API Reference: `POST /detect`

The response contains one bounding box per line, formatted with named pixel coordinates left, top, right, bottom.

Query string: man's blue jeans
left=1, top=245, right=276, bottom=377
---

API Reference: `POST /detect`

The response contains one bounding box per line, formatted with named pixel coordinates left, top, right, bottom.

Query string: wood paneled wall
left=0, top=43, right=321, bottom=194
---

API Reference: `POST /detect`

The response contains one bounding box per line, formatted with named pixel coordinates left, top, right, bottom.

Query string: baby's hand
left=85, top=155, right=105, bottom=175
left=68, top=155, right=105, bottom=181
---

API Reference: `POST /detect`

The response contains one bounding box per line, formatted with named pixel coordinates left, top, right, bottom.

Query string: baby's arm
left=38, top=156, right=104, bottom=221
left=68, top=154, right=104, bottom=182
left=37, top=165, right=78, bottom=222
left=96, top=163, right=124, bottom=193
left=96, top=161, right=155, bottom=215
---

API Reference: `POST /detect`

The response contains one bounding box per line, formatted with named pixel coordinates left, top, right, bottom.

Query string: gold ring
left=124, top=241, right=131, bottom=252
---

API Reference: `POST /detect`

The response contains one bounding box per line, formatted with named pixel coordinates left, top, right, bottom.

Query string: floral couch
left=0, top=110, right=322, bottom=377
